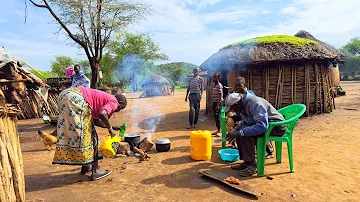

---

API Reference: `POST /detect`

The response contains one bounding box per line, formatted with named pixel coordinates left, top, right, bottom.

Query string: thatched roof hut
left=295, top=30, right=345, bottom=86
left=141, top=75, right=170, bottom=97
left=0, top=48, right=58, bottom=119
left=201, top=35, right=338, bottom=116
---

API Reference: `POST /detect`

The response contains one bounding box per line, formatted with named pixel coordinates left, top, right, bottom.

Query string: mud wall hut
left=0, top=48, right=58, bottom=119
left=201, top=35, right=339, bottom=116
left=141, top=75, right=170, bottom=97
left=295, top=30, right=345, bottom=87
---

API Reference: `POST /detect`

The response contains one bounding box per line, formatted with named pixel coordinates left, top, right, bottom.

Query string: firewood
left=138, top=137, right=154, bottom=152
left=133, top=147, right=150, bottom=161
left=115, top=142, right=131, bottom=156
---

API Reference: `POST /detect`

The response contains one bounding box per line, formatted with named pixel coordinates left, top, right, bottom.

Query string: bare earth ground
left=20, top=82, right=360, bottom=202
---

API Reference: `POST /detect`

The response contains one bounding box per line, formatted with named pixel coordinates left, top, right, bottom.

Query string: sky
left=0, top=0, right=359, bottom=72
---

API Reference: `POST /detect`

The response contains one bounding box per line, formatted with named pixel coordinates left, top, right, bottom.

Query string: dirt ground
left=20, top=82, right=360, bottom=202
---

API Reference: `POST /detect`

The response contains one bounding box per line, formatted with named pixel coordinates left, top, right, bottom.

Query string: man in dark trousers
left=225, top=92, right=286, bottom=176
left=185, top=67, right=203, bottom=129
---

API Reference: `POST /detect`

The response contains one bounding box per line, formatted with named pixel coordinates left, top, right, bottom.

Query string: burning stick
left=133, top=147, right=150, bottom=161
left=138, top=137, right=154, bottom=152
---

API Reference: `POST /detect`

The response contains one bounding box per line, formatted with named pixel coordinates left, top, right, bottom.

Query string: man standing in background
left=185, top=67, right=203, bottom=129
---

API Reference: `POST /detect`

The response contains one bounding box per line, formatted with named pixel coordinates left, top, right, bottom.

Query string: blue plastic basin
left=218, top=148, right=240, bottom=162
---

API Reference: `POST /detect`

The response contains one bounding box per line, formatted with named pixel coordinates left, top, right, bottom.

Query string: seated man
left=225, top=92, right=286, bottom=177
left=229, top=76, right=274, bottom=158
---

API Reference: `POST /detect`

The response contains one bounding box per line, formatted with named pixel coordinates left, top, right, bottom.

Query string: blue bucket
left=218, top=148, right=240, bottom=162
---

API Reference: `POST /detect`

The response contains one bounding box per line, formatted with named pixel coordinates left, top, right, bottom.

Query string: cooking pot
left=124, top=133, right=141, bottom=150
left=155, top=138, right=171, bottom=152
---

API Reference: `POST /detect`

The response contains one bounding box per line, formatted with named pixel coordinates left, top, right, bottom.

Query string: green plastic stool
left=256, top=104, right=306, bottom=176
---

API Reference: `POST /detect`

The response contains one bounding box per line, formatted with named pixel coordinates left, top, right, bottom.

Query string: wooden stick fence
left=0, top=104, right=25, bottom=202
left=205, top=60, right=334, bottom=116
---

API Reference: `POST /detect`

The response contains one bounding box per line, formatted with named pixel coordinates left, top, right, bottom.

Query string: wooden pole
left=291, top=64, right=294, bottom=104
left=0, top=79, right=30, bottom=83
left=266, top=65, right=269, bottom=101
left=321, top=65, right=327, bottom=113
left=275, top=64, right=281, bottom=108
left=294, top=65, right=297, bottom=103
left=315, top=63, right=319, bottom=114
left=0, top=104, right=25, bottom=202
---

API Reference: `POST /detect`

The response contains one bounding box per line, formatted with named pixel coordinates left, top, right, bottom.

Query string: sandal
left=91, top=170, right=112, bottom=181
left=80, top=165, right=101, bottom=174
left=239, top=166, right=257, bottom=177
left=211, top=132, right=221, bottom=137
left=231, top=163, right=247, bottom=170
left=266, top=154, right=274, bottom=159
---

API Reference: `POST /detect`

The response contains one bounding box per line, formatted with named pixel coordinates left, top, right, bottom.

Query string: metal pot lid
left=155, top=138, right=171, bottom=144
left=124, top=133, right=140, bottom=138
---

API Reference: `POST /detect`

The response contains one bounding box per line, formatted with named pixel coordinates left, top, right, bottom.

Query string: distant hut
left=141, top=75, right=170, bottom=97
left=201, top=35, right=339, bottom=116
left=294, top=30, right=345, bottom=87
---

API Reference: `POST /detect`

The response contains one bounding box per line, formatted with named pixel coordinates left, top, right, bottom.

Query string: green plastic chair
left=256, top=104, right=306, bottom=176
left=220, top=106, right=227, bottom=149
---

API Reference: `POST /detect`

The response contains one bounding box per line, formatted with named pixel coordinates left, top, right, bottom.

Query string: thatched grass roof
left=143, top=75, right=170, bottom=85
left=0, top=48, right=45, bottom=87
left=294, top=30, right=345, bottom=63
left=201, top=35, right=337, bottom=70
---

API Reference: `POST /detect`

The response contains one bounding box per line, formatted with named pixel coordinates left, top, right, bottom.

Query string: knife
left=214, top=138, right=226, bottom=143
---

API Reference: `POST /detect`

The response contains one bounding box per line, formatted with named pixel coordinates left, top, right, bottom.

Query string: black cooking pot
left=124, top=133, right=141, bottom=150
left=155, top=138, right=171, bottom=152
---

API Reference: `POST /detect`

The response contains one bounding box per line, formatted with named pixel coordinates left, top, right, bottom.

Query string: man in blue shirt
left=229, top=77, right=274, bottom=158
left=225, top=92, right=286, bottom=176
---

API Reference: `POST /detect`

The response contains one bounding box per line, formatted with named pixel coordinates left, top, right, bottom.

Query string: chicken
left=38, top=129, right=57, bottom=151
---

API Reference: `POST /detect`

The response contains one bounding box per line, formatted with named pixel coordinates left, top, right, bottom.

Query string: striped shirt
left=212, top=83, right=223, bottom=102
left=187, top=76, right=203, bottom=93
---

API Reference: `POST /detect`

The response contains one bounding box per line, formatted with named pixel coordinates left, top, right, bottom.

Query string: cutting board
left=199, top=169, right=262, bottom=197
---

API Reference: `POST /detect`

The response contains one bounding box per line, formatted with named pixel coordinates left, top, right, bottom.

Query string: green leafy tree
left=157, top=62, right=197, bottom=87
left=339, top=38, right=360, bottom=78
left=29, top=0, right=150, bottom=88
left=50, top=56, right=74, bottom=76
left=101, top=32, right=168, bottom=91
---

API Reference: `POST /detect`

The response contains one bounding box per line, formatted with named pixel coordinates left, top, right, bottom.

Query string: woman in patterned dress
left=52, top=86, right=127, bottom=180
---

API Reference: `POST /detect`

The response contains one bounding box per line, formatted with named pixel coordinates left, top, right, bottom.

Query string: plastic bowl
left=218, top=148, right=240, bottom=162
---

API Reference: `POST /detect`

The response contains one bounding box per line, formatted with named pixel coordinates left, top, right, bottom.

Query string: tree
left=50, top=56, right=74, bottom=76
left=342, top=38, right=360, bottom=55
left=29, top=0, right=150, bottom=88
left=339, top=38, right=360, bottom=77
left=157, top=62, right=197, bottom=87
left=101, top=32, right=168, bottom=91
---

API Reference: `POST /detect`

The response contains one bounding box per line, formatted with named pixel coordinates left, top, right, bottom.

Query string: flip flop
left=211, top=132, right=221, bottom=137
left=80, top=165, right=101, bottom=174
left=91, top=170, right=112, bottom=181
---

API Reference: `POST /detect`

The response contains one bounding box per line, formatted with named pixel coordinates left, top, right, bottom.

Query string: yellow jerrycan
left=190, top=130, right=212, bottom=161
